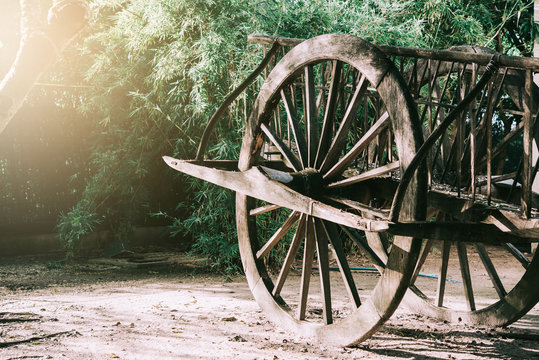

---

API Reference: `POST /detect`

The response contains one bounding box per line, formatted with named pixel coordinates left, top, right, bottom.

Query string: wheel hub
left=290, top=168, right=324, bottom=199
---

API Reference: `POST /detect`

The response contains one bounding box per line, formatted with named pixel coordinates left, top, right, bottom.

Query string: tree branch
left=0, top=0, right=90, bottom=134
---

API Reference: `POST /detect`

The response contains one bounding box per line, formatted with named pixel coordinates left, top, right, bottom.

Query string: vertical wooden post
left=533, top=0, right=539, bottom=192
left=522, top=69, right=533, bottom=218
left=534, top=0, right=539, bottom=253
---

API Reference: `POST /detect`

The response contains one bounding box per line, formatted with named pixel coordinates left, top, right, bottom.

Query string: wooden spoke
left=304, top=65, right=319, bottom=167
left=505, top=243, right=530, bottom=269
left=314, top=219, right=333, bottom=324
left=340, top=226, right=386, bottom=269
left=456, top=242, right=476, bottom=311
left=236, top=34, right=426, bottom=346
left=410, top=239, right=434, bottom=285
left=326, top=161, right=400, bottom=188
left=436, top=240, right=451, bottom=307
left=474, top=243, right=507, bottom=299
left=260, top=123, right=303, bottom=172
left=273, top=214, right=307, bottom=297
left=315, top=61, right=343, bottom=168
left=319, top=75, right=369, bottom=174
left=250, top=203, right=281, bottom=216
left=323, top=196, right=389, bottom=219
left=298, top=216, right=317, bottom=320
left=256, top=211, right=301, bottom=259
left=281, top=89, right=308, bottom=167
left=323, top=111, right=390, bottom=180
left=322, top=221, right=361, bottom=307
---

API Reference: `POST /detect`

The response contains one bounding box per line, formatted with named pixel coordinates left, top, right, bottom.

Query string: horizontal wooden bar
left=386, top=221, right=531, bottom=244
left=248, top=34, right=539, bottom=70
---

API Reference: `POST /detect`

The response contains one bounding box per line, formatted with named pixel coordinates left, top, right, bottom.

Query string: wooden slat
left=273, top=214, right=307, bottom=297
left=386, top=221, right=527, bottom=244
left=256, top=211, right=300, bottom=259
left=456, top=242, right=476, bottom=311
left=249, top=203, right=281, bottom=216
left=298, top=216, right=316, bottom=320
left=260, top=123, right=303, bottom=172
left=314, top=219, right=333, bottom=324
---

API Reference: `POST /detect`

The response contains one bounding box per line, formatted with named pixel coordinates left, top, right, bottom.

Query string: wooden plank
left=163, top=156, right=387, bottom=232
left=326, top=161, right=399, bottom=188
left=456, top=242, right=476, bottom=311
left=260, top=123, right=303, bottom=172
left=386, top=221, right=527, bottom=244
left=298, top=216, right=316, bottom=320
left=436, top=241, right=451, bottom=307
left=256, top=211, right=300, bottom=259
left=474, top=243, right=507, bottom=299
left=322, top=221, right=361, bottom=307
left=314, top=219, right=333, bottom=324
left=273, top=214, right=306, bottom=297
left=475, top=172, right=517, bottom=187
left=323, top=111, right=390, bottom=180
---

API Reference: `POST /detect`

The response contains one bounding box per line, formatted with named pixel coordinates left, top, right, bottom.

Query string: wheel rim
left=402, top=46, right=539, bottom=326
left=236, top=34, right=427, bottom=346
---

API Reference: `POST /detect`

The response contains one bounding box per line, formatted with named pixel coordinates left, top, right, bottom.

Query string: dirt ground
left=0, top=248, right=538, bottom=360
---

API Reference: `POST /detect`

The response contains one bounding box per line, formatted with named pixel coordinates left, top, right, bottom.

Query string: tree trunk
left=0, top=0, right=89, bottom=134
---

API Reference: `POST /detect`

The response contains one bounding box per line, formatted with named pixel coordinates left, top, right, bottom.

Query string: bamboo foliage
left=0, top=0, right=89, bottom=134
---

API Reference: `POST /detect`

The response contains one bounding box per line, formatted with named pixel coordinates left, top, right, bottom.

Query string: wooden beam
left=247, top=34, right=539, bottom=70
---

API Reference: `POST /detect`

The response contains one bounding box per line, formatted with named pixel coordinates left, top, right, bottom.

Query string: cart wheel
left=402, top=46, right=539, bottom=327
left=236, top=34, right=427, bottom=346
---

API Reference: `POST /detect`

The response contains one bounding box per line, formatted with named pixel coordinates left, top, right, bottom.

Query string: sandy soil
left=0, top=250, right=538, bottom=360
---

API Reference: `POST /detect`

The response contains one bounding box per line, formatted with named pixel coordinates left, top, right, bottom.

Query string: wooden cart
left=164, top=34, right=539, bottom=346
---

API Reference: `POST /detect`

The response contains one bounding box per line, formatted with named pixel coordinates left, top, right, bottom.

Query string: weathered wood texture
left=234, top=34, right=426, bottom=346
left=248, top=34, right=539, bottom=70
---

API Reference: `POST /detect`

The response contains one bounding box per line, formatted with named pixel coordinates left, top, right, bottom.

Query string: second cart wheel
left=236, top=34, right=427, bottom=346
left=402, top=48, right=539, bottom=327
